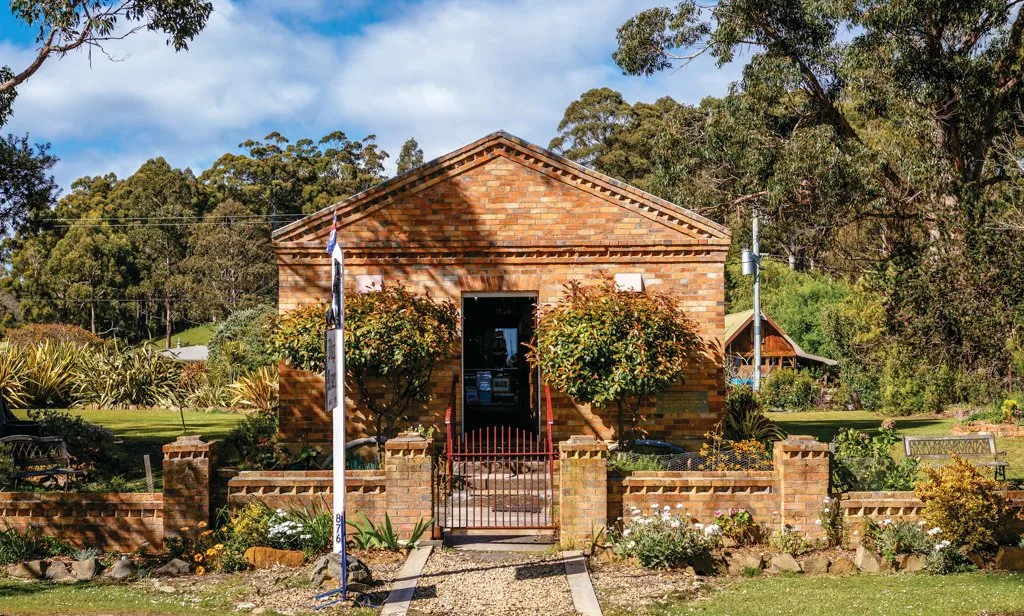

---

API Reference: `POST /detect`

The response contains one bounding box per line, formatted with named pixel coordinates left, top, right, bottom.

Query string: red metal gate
left=437, top=388, right=556, bottom=529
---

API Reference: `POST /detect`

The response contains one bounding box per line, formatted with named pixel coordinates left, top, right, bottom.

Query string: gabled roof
left=272, top=130, right=731, bottom=246
left=723, top=309, right=837, bottom=366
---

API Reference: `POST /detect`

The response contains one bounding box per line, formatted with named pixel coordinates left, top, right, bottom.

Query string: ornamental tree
left=527, top=280, right=705, bottom=449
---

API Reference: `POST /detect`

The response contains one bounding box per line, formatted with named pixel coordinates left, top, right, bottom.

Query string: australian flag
left=326, top=211, right=338, bottom=255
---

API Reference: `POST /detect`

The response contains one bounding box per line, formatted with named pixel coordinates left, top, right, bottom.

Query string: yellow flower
left=197, top=521, right=208, bottom=529
left=200, top=530, right=214, bottom=538
left=194, top=554, right=204, bottom=563
left=180, top=526, right=190, bottom=533
left=213, top=544, right=224, bottom=551
left=195, top=566, right=205, bottom=576
left=220, top=526, right=228, bottom=533
left=205, top=548, right=215, bottom=556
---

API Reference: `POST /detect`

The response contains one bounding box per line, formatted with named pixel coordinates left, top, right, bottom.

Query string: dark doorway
left=461, top=295, right=538, bottom=434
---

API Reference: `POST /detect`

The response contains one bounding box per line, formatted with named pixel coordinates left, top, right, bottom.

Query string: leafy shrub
left=348, top=512, right=431, bottom=551
left=713, top=508, right=760, bottom=546
left=26, top=410, right=114, bottom=475
left=207, top=305, right=278, bottom=382
left=861, top=519, right=932, bottom=564
left=927, top=541, right=976, bottom=574
left=830, top=424, right=919, bottom=492
left=220, top=409, right=283, bottom=470
left=286, top=505, right=333, bottom=557
left=759, top=369, right=820, bottom=411
left=0, top=524, right=73, bottom=565
left=345, top=285, right=459, bottom=440
left=915, top=456, right=1012, bottom=551
left=271, top=303, right=327, bottom=372
left=1001, top=399, right=1023, bottom=424
left=608, top=506, right=721, bottom=569
left=228, top=366, right=279, bottom=411
left=769, top=526, right=816, bottom=556
left=74, top=345, right=181, bottom=408
left=3, top=324, right=103, bottom=348
left=0, top=444, right=15, bottom=490
left=165, top=520, right=222, bottom=575
left=698, top=433, right=773, bottom=471
left=607, top=452, right=666, bottom=472
left=528, top=280, right=705, bottom=448
left=879, top=347, right=956, bottom=416
left=722, top=386, right=785, bottom=444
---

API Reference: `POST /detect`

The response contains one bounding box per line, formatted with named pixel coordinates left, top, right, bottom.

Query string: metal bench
left=0, top=434, right=81, bottom=488
left=904, top=433, right=1008, bottom=480
left=0, top=394, right=41, bottom=437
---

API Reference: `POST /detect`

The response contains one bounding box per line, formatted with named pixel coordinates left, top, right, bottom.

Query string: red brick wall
left=622, top=471, right=778, bottom=526
left=275, top=148, right=728, bottom=452
left=0, top=492, right=163, bottom=552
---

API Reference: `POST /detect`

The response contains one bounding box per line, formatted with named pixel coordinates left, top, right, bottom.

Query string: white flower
left=823, top=508, right=830, bottom=513
left=676, top=504, right=683, bottom=509
left=917, top=520, right=927, bottom=527
left=853, top=530, right=859, bottom=536
left=934, top=540, right=951, bottom=551
left=694, top=523, right=705, bottom=530
left=622, top=529, right=631, bottom=537
left=815, top=519, right=822, bottom=526
left=627, top=541, right=636, bottom=549
left=704, top=524, right=721, bottom=537
left=650, top=503, right=659, bottom=509
left=927, top=527, right=942, bottom=536
left=880, top=519, right=893, bottom=526
left=663, top=506, right=671, bottom=511
left=670, top=520, right=681, bottom=528
left=616, top=517, right=622, bottom=521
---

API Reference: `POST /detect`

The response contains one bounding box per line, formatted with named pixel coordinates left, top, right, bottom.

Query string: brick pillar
left=162, top=435, right=214, bottom=541
left=559, top=435, right=608, bottom=549
left=384, top=432, right=433, bottom=534
left=773, top=435, right=830, bottom=537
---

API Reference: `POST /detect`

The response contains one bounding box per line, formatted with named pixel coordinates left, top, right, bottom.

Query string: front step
left=444, top=531, right=558, bottom=552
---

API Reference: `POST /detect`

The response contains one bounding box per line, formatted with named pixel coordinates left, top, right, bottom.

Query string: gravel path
left=409, top=549, right=576, bottom=616
left=588, top=558, right=699, bottom=613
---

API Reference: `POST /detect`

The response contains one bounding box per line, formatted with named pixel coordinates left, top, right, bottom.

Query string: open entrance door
left=461, top=295, right=538, bottom=434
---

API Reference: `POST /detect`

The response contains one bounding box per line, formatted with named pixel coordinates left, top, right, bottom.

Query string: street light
left=741, top=214, right=762, bottom=391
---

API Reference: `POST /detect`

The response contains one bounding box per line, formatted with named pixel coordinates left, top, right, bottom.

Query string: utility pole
left=741, top=211, right=763, bottom=391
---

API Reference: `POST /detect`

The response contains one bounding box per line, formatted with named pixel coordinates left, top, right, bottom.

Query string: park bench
left=0, top=394, right=41, bottom=437
left=903, top=433, right=1008, bottom=481
left=0, top=434, right=81, bottom=489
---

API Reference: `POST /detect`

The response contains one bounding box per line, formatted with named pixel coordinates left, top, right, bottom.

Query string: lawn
left=646, top=572, right=1024, bottom=616
left=13, top=408, right=245, bottom=490
left=767, top=410, right=1024, bottom=481
left=141, top=323, right=217, bottom=350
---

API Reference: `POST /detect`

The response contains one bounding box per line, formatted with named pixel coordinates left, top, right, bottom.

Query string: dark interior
left=461, top=295, right=538, bottom=434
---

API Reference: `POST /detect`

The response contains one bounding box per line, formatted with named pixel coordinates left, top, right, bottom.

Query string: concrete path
left=380, top=545, right=433, bottom=616
left=562, top=550, right=603, bottom=616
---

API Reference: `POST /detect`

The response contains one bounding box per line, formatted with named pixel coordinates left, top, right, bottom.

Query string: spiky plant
left=0, top=343, right=28, bottom=407
left=228, top=366, right=279, bottom=411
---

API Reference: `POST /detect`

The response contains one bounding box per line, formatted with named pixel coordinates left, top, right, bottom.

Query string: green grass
left=767, top=410, right=1024, bottom=481
left=643, top=572, right=1024, bottom=616
left=141, top=323, right=217, bottom=350
left=13, top=408, right=244, bottom=490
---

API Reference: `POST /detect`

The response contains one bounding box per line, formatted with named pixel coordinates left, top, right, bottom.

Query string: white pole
left=752, top=212, right=762, bottom=391
left=329, top=244, right=347, bottom=584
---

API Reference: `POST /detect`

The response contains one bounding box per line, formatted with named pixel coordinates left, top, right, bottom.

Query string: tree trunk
left=90, top=302, right=96, bottom=335
left=164, top=295, right=172, bottom=349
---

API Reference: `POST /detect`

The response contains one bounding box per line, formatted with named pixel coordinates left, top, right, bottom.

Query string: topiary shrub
left=915, top=456, right=1012, bottom=551
left=207, top=305, right=278, bottom=382
left=3, top=324, right=103, bottom=348
left=758, top=369, right=820, bottom=411
left=528, top=280, right=705, bottom=449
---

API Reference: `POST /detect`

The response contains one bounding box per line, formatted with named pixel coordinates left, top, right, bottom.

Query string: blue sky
left=1, top=0, right=744, bottom=190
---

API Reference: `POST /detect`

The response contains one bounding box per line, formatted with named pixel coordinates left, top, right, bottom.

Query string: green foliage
left=220, top=408, right=282, bottom=470
left=0, top=524, right=72, bottom=565
left=3, top=324, right=102, bottom=347
left=759, top=370, right=820, bottom=411
left=285, top=505, right=333, bottom=557
left=528, top=280, right=705, bottom=447
left=927, top=543, right=976, bottom=575
left=1001, top=399, right=1023, bottom=424
left=73, top=344, right=181, bottom=408
left=819, top=496, right=845, bottom=548
left=0, top=444, right=14, bottom=490
left=713, top=508, right=760, bottom=546
left=607, top=508, right=720, bottom=569
left=769, top=527, right=816, bottom=556
left=862, top=519, right=933, bottom=564
left=227, top=366, right=278, bottom=411
left=271, top=303, right=326, bottom=372
left=607, top=452, right=666, bottom=473
left=723, top=386, right=786, bottom=444
left=26, top=409, right=114, bottom=475
left=396, top=137, right=424, bottom=174
left=348, top=512, right=431, bottom=551
left=915, top=457, right=1012, bottom=551
left=207, top=304, right=278, bottom=382
left=830, top=425, right=919, bottom=492
left=344, top=285, right=459, bottom=439
left=0, top=135, right=59, bottom=244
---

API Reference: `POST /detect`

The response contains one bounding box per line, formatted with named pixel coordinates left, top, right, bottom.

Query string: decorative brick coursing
left=226, top=470, right=385, bottom=523
left=383, top=433, right=434, bottom=533
left=0, top=492, right=163, bottom=552
left=275, top=149, right=728, bottom=451
left=622, top=471, right=778, bottom=525
left=162, top=435, right=214, bottom=542
left=559, top=436, right=608, bottom=548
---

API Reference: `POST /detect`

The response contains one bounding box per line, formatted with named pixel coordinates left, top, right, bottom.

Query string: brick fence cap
left=391, top=432, right=428, bottom=442
left=174, top=435, right=208, bottom=445
left=565, top=435, right=598, bottom=445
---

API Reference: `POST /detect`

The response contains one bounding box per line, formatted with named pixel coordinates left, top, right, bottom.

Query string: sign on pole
left=326, top=210, right=348, bottom=599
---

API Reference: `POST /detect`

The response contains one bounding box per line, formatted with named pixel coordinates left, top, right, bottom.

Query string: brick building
left=272, top=131, right=730, bottom=452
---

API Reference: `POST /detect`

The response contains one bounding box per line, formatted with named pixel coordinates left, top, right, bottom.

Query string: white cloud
left=1, top=0, right=744, bottom=188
